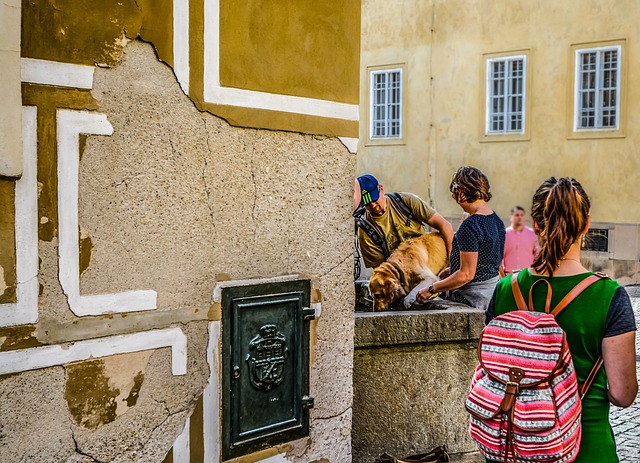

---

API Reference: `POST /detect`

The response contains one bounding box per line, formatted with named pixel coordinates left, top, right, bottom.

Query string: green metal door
left=221, top=280, right=313, bottom=460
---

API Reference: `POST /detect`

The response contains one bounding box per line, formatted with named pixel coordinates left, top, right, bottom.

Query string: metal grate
left=581, top=228, right=609, bottom=252
left=370, top=69, right=402, bottom=139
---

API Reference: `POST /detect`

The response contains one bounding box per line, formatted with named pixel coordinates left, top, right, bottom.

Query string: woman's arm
left=416, top=251, right=478, bottom=302
left=602, top=331, right=638, bottom=407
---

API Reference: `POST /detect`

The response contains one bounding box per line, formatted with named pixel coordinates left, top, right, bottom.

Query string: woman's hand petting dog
left=415, top=287, right=432, bottom=304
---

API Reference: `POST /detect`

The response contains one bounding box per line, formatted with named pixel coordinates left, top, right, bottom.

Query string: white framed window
left=369, top=68, right=402, bottom=139
left=574, top=45, right=621, bottom=131
left=485, top=56, right=526, bottom=135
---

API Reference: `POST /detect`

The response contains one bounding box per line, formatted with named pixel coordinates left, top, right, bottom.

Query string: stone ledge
left=354, top=302, right=485, bottom=348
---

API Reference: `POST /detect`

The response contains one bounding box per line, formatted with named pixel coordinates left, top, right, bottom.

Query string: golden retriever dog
left=369, top=231, right=448, bottom=311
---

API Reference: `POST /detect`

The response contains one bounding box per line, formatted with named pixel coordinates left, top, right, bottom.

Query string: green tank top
left=490, top=270, right=621, bottom=463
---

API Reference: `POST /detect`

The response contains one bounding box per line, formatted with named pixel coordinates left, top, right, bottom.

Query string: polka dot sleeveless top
left=449, top=212, right=505, bottom=282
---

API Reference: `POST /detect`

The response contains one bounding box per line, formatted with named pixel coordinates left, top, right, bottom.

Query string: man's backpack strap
left=387, top=192, right=415, bottom=227
left=353, top=207, right=391, bottom=259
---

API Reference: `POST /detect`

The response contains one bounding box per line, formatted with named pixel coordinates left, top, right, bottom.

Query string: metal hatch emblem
left=246, top=324, right=288, bottom=391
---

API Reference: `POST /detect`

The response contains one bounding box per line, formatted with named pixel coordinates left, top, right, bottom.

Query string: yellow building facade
left=358, top=0, right=640, bottom=283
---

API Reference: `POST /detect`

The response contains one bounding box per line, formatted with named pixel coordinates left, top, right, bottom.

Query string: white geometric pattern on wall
left=0, top=106, right=39, bottom=327
left=57, top=109, right=158, bottom=316
left=0, top=327, right=187, bottom=376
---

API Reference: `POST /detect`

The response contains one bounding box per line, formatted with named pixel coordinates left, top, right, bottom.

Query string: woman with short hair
left=416, top=166, right=505, bottom=311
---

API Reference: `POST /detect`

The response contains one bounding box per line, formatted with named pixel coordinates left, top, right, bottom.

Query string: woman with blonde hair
left=486, top=177, right=637, bottom=462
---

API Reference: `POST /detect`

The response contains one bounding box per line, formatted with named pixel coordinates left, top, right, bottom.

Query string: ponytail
left=531, top=177, right=590, bottom=276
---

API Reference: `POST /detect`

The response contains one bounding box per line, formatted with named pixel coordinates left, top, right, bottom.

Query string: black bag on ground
left=375, top=445, right=450, bottom=463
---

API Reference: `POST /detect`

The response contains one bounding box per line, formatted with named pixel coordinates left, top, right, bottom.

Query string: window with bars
left=370, top=69, right=402, bottom=139
left=575, top=46, right=621, bottom=130
left=486, top=56, right=526, bottom=134
left=581, top=229, right=609, bottom=252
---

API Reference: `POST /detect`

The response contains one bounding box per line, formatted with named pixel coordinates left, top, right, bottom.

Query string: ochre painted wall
left=358, top=0, right=640, bottom=225
left=357, top=0, right=436, bottom=204
left=220, top=0, right=360, bottom=105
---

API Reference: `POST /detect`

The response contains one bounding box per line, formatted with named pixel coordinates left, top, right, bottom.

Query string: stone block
left=352, top=306, right=485, bottom=463
left=355, top=303, right=484, bottom=347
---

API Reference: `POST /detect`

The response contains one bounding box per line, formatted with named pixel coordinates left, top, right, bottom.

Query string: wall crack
left=250, top=130, right=259, bottom=248
left=319, top=254, right=351, bottom=279
left=71, top=428, right=102, bottom=463
left=314, top=406, right=351, bottom=421
left=200, top=114, right=217, bottom=236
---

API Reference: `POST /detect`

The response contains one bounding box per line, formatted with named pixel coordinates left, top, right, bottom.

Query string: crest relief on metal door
left=246, top=324, right=288, bottom=391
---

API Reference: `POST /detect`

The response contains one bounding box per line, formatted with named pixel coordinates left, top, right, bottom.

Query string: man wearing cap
left=354, top=174, right=453, bottom=269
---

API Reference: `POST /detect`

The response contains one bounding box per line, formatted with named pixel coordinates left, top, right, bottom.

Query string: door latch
left=301, top=396, right=315, bottom=409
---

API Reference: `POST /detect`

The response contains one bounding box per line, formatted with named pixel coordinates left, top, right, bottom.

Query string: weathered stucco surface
left=1, top=40, right=355, bottom=462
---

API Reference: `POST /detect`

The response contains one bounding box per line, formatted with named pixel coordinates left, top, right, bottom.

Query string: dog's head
left=369, top=263, right=407, bottom=311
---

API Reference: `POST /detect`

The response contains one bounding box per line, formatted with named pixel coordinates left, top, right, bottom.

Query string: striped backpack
left=466, top=273, right=605, bottom=463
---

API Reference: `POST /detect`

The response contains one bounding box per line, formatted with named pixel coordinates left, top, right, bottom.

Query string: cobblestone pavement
left=610, top=286, right=640, bottom=462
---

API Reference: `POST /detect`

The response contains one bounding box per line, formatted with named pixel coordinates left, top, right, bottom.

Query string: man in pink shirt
left=501, top=206, right=539, bottom=275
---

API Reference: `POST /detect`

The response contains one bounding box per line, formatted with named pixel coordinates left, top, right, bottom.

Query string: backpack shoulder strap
left=353, top=207, right=391, bottom=259
left=550, top=272, right=609, bottom=399
left=387, top=192, right=415, bottom=227
left=551, top=273, right=608, bottom=317
left=510, top=272, right=528, bottom=311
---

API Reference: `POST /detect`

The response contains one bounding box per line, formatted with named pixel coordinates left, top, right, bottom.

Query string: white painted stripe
left=72, top=291, right=158, bottom=315
left=21, top=58, right=94, bottom=89
left=0, top=106, right=39, bottom=327
left=203, top=321, right=221, bottom=463
left=203, top=0, right=358, bottom=121
left=173, top=419, right=190, bottom=463
left=173, top=0, right=190, bottom=94
left=56, top=109, right=158, bottom=316
left=0, top=327, right=187, bottom=376
left=338, top=137, right=358, bottom=154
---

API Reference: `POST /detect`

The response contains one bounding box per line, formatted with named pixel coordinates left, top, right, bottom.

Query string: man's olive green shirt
left=358, top=192, right=435, bottom=268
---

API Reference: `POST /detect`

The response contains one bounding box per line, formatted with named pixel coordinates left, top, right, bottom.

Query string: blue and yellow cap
left=357, top=174, right=380, bottom=207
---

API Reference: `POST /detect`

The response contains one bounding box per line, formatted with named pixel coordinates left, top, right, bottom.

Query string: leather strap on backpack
left=580, top=356, right=605, bottom=400
left=510, top=272, right=604, bottom=315
left=510, top=271, right=609, bottom=399
left=551, top=274, right=602, bottom=317
left=510, top=272, right=527, bottom=311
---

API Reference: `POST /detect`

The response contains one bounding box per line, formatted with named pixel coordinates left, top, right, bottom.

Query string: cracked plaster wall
left=2, top=40, right=355, bottom=462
